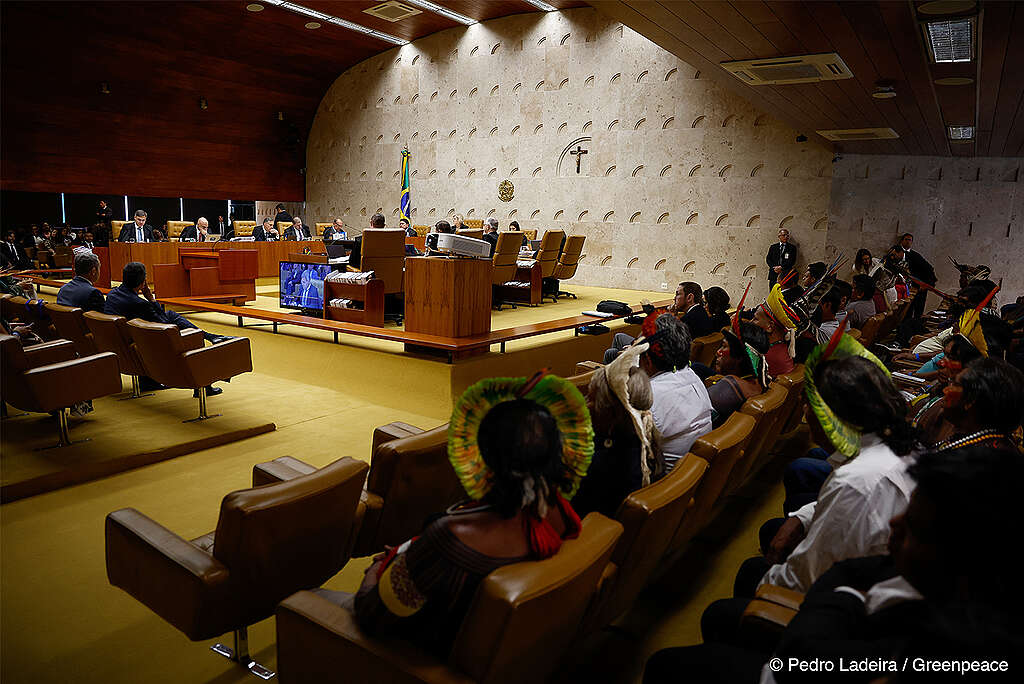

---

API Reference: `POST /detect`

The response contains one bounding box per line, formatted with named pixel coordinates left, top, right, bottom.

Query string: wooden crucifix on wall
left=569, top=145, right=588, bottom=174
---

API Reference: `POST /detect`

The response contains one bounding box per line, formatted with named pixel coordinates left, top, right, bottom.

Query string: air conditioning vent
left=720, top=53, right=852, bottom=85
left=364, top=1, right=421, bottom=22
left=816, top=128, right=900, bottom=141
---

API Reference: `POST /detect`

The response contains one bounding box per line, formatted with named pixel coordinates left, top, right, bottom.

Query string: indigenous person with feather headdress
left=346, top=372, right=593, bottom=655
left=573, top=343, right=665, bottom=518
left=706, top=321, right=770, bottom=427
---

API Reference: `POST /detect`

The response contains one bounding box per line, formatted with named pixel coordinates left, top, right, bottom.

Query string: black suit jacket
left=766, top=242, right=797, bottom=285
left=1, top=241, right=28, bottom=268
left=104, top=284, right=166, bottom=323
left=178, top=226, right=210, bottom=242
left=118, top=223, right=153, bottom=243
left=274, top=211, right=293, bottom=227
left=680, top=304, right=714, bottom=338
left=57, top=276, right=105, bottom=313
left=482, top=231, right=498, bottom=257
left=904, top=249, right=936, bottom=285
left=252, top=226, right=278, bottom=241
left=285, top=226, right=310, bottom=241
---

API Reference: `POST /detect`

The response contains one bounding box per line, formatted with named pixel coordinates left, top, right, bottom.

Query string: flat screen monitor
left=279, top=261, right=331, bottom=311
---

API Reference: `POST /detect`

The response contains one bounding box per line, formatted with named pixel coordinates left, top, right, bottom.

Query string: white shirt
left=649, top=366, right=713, bottom=471
left=912, top=326, right=953, bottom=356
left=759, top=434, right=914, bottom=594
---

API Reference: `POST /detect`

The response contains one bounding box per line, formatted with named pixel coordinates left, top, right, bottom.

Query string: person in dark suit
left=322, top=218, right=347, bottom=242
left=1, top=230, right=30, bottom=268
left=96, top=200, right=113, bottom=230
left=284, top=216, right=311, bottom=241
left=252, top=217, right=278, bottom=241
left=273, top=203, right=292, bottom=228
left=896, top=232, right=936, bottom=321
left=57, top=252, right=105, bottom=312
left=399, top=218, right=416, bottom=238
left=481, top=217, right=499, bottom=257
left=118, top=210, right=154, bottom=243
left=678, top=281, right=714, bottom=338
left=766, top=229, right=797, bottom=286
left=296, top=270, right=321, bottom=308
left=104, top=262, right=230, bottom=395
left=214, top=215, right=228, bottom=235
left=178, top=217, right=210, bottom=242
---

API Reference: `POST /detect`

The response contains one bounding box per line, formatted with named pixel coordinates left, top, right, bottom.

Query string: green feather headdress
left=448, top=372, right=594, bottom=500
left=804, top=320, right=890, bottom=459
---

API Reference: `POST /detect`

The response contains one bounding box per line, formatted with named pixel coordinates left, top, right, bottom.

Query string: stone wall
left=305, top=7, right=834, bottom=301
left=827, top=154, right=1024, bottom=300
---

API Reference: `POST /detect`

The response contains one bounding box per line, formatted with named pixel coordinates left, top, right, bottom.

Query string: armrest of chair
left=252, top=456, right=319, bottom=487
left=754, top=584, right=805, bottom=611
left=741, top=598, right=799, bottom=630
left=176, top=328, right=205, bottom=353
left=370, top=421, right=424, bottom=456
left=105, top=508, right=233, bottom=641
left=574, top=360, right=603, bottom=374
left=23, top=352, right=122, bottom=409
left=181, top=337, right=252, bottom=386
left=23, top=339, right=77, bottom=367
left=276, top=590, right=475, bottom=684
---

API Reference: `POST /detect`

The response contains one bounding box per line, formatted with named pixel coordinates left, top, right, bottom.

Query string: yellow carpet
left=4, top=280, right=784, bottom=684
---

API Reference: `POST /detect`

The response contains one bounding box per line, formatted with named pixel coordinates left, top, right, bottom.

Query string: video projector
left=432, top=233, right=492, bottom=258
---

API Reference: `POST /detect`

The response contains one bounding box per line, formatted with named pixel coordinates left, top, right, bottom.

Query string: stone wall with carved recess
left=305, top=7, right=832, bottom=301
left=827, top=154, right=1024, bottom=300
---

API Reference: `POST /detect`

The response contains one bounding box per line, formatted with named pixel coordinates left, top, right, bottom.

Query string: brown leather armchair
left=739, top=584, right=804, bottom=643
left=491, top=232, right=522, bottom=311
left=0, top=334, right=121, bottom=447
left=691, top=332, right=724, bottom=367
left=275, top=513, right=623, bottom=684
left=253, top=421, right=464, bottom=558
left=126, top=319, right=252, bottom=421
left=84, top=311, right=165, bottom=399
left=773, top=364, right=806, bottom=437
left=544, top=234, right=585, bottom=302
left=44, top=303, right=98, bottom=356
left=105, top=456, right=369, bottom=679
left=583, top=452, right=707, bottom=631
left=536, top=230, right=565, bottom=282
left=857, top=312, right=886, bottom=346
left=669, top=411, right=757, bottom=553
left=735, top=382, right=790, bottom=486
left=2, top=295, right=55, bottom=338
left=358, top=229, right=406, bottom=294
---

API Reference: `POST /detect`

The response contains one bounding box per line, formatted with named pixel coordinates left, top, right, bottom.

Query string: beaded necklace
left=933, top=428, right=1004, bottom=452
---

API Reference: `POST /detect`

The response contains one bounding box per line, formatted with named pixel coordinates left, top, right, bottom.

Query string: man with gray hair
left=482, top=217, right=499, bottom=256
left=57, top=251, right=105, bottom=313
left=118, top=210, right=153, bottom=243
left=179, top=217, right=210, bottom=242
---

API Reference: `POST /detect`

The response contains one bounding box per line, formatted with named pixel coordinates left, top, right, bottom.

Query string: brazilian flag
left=400, top=147, right=411, bottom=222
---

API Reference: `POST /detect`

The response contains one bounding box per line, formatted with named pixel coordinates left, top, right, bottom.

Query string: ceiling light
left=305, top=21, right=321, bottom=29
left=263, top=0, right=406, bottom=44
left=245, top=3, right=264, bottom=12
left=948, top=125, right=974, bottom=140
left=198, top=96, right=208, bottom=110
left=523, top=0, right=557, bottom=11
left=99, top=81, right=110, bottom=95
left=934, top=76, right=973, bottom=85
left=403, top=0, right=475, bottom=25
left=924, top=18, right=973, bottom=63
left=872, top=84, right=897, bottom=99
left=918, top=1, right=976, bottom=15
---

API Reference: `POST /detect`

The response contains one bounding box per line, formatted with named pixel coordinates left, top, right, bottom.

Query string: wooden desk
left=404, top=257, right=492, bottom=342
left=405, top=236, right=426, bottom=251
left=154, top=249, right=258, bottom=302
left=500, top=261, right=542, bottom=306
left=287, top=253, right=329, bottom=264
left=106, top=240, right=326, bottom=280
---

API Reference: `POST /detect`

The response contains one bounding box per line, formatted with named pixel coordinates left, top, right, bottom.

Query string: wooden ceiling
left=588, top=1, right=1024, bottom=157
left=0, top=0, right=584, bottom=200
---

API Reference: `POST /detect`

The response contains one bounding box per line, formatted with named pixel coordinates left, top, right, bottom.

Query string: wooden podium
left=153, top=249, right=258, bottom=302
left=404, top=257, right=491, bottom=356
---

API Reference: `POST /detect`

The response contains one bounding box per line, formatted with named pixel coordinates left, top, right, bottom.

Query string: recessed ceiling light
left=305, top=21, right=321, bottom=29
left=246, top=3, right=264, bottom=11
left=924, top=18, right=974, bottom=63
left=948, top=125, right=974, bottom=140
left=872, top=85, right=897, bottom=99
left=918, top=1, right=976, bottom=15
left=934, top=76, right=974, bottom=85
left=260, top=0, right=406, bottom=44
left=523, top=0, right=557, bottom=11
left=403, top=0, right=475, bottom=25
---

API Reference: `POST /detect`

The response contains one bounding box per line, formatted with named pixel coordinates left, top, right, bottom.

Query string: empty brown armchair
left=126, top=319, right=252, bottom=421
left=84, top=311, right=168, bottom=399
left=0, top=334, right=121, bottom=447
left=535, top=230, right=565, bottom=283
left=275, top=513, right=623, bottom=684
left=358, top=228, right=406, bottom=294
left=691, top=331, right=724, bottom=367
left=44, top=303, right=98, bottom=356
left=491, top=232, right=522, bottom=310
left=105, top=456, right=369, bottom=679
left=544, top=234, right=585, bottom=302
